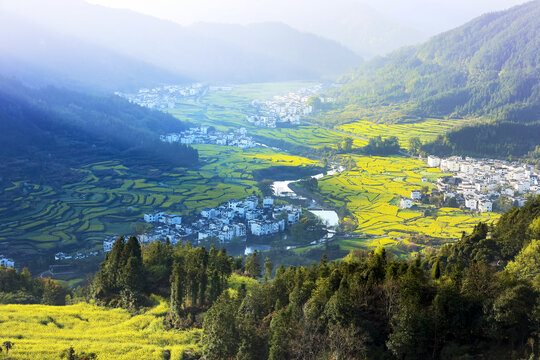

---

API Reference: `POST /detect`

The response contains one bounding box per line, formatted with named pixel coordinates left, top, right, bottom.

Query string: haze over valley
left=0, top=1, right=539, bottom=359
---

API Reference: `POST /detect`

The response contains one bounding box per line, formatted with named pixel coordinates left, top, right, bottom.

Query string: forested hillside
left=332, top=0, right=540, bottom=122
left=0, top=78, right=198, bottom=184
left=3, top=197, right=538, bottom=359
left=199, top=197, right=540, bottom=360
left=321, top=1, right=540, bottom=159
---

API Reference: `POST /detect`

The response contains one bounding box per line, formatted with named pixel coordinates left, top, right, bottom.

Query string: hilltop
left=1, top=0, right=361, bottom=89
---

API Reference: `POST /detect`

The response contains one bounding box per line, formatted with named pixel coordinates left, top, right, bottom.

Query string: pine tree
left=202, top=292, right=240, bottom=360
left=264, top=257, right=273, bottom=282
left=432, top=259, right=442, bottom=280
left=268, top=308, right=290, bottom=360
left=209, top=269, right=221, bottom=303
left=170, top=261, right=186, bottom=320
left=245, top=250, right=262, bottom=278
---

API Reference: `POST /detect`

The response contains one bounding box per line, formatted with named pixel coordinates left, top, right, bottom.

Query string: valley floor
left=0, top=81, right=500, bottom=265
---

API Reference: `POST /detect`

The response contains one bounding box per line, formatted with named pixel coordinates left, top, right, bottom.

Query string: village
left=160, top=126, right=256, bottom=148
left=115, top=83, right=205, bottom=109
left=103, top=196, right=303, bottom=253
left=246, top=84, right=330, bottom=128
left=400, top=155, right=540, bottom=212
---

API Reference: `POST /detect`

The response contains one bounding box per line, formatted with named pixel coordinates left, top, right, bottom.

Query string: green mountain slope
left=333, top=0, right=540, bottom=122
left=0, top=78, right=198, bottom=185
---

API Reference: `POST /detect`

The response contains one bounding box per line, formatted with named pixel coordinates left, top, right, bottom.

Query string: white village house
left=400, top=198, right=413, bottom=209
left=0, top=255, right=15, bottom=268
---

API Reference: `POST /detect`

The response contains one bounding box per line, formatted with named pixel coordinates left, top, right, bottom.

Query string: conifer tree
left=264, top=257, right=273, bottom=282
left=245, top=250, right=262, bottom=278
left=170, top=261, right=185, bottom=320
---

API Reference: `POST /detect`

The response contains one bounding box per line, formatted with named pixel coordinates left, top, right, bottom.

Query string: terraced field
left=1, top=81, right=492, bottom=260
left=0, top=148, right=318, bottom=255
left=315, top=155, right=499, bottom=253
left=336, top=118, right=472, bottom=149
left=0, top=298, right=200, bottom=360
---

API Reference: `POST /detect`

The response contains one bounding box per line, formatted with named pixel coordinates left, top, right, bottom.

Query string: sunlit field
left=0, top=146, right=319, bottom=255
left=315, top=155, right=499, bottom=251
left=336, top=118, right=472, bottom=149
left=0, top=299, right=200, bottom=360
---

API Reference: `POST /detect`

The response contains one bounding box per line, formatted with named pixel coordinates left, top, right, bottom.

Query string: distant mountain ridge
left=330, top=0, right=540, bottom=124
left=0, top=14, right=189, bottom=93
left=1, top=0, right=361, bottom=90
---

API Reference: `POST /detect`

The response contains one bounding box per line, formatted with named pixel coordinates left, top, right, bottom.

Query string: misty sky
left=86, top=0, right=528, bottom=34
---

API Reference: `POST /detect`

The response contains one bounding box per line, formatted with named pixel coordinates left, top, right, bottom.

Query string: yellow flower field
left=0, top=299, right=200, bottom=360
left=317, top=155, right=499, bottom=243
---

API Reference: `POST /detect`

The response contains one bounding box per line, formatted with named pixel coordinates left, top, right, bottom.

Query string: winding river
left=272, top=167, right=343, bottom=227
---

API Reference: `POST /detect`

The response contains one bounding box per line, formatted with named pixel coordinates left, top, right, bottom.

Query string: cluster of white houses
left=103, top=196, right=303, bottom=252
left=246, top=85, right=323, bottom=128
left=160, top=126, right=256, bottom=149
left=115, top=83, right=204, bottom=109
left=0, top=254, right=14, bottom=268
left=425, top=155, right=540, bottom=212
left=54, top=250, right=99, bottom=261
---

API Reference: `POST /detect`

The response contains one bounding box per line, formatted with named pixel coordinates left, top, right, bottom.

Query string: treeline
left=361, top=136, right=401, bottom=156
left=336, top=136, right=401, bottom=156
left=90, top=236, right=266, bottom=324
left=200, top=197, right=540, bottom=359
left=421, top=121, right=540, bottom=161
left=0, top=267, right=68, bottom=305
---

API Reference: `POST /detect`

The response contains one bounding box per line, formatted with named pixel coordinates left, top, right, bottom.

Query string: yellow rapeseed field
left=0, top=299, right=200, bottom=360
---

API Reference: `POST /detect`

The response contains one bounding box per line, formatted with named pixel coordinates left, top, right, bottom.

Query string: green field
left=0, top=147, right=317, bottom=254
left=0, top=81, right=493, bottom=258
left=167, top=82, right=315, bottom=130
left=0, top=298, right=200, bottom=360
left=167, top=82, right=357, bottom=150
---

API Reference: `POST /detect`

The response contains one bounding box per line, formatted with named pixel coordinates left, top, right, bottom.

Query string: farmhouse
left=144, top=212, right=182, bottom=225
left=427, top=156, right=441, bottom=168
left=410, top=190, right=422, bottom=200
left=0, top=255, right=14, bottom=268
left=479, top=200, right=493, bottom=213
left=400, top=198, right=413, bottom=209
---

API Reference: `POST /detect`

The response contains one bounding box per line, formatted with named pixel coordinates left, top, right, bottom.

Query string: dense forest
left=3, top=197, right=537, bottom=359
left=421, top=121, right=540, bottom=161
left=0, top=77, right=198, bottom=184
left=329, top=1, right=540, bottom=123
left=318, top=1, right=540, bottom=159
